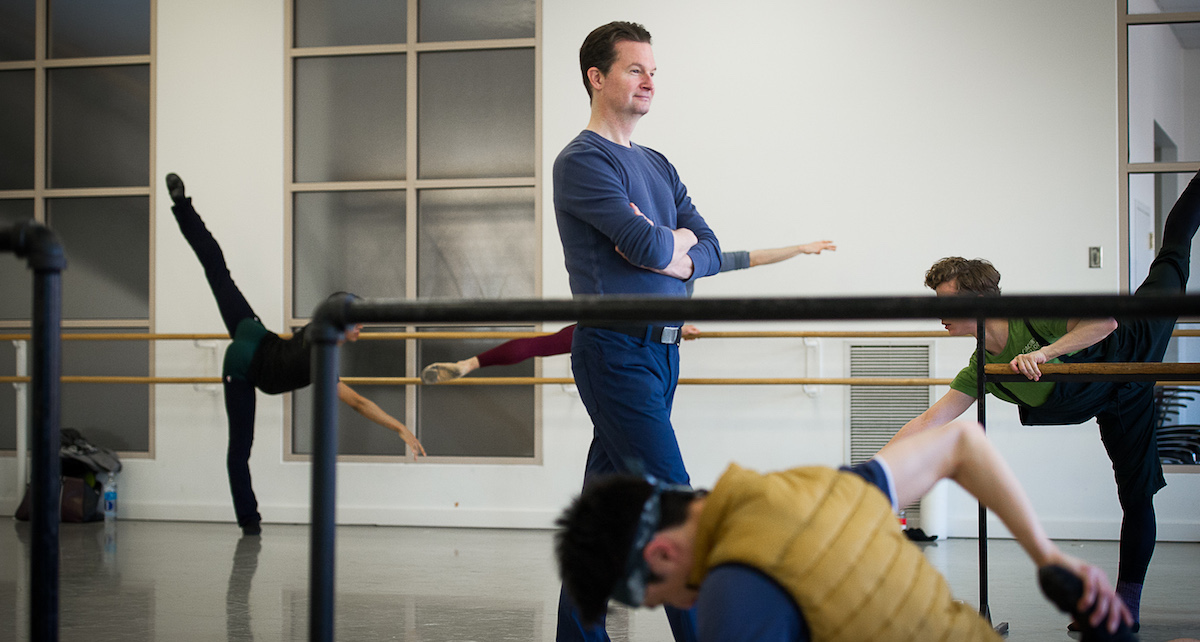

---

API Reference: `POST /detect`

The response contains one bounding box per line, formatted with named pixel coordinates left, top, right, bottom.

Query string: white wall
left=4, top=0, right=1197, bottom=541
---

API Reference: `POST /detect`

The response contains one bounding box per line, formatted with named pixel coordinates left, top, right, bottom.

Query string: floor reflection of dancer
left=226, top=535, right=261, bottom=641
left=421, top=242, right=836, bottom=384
left=166, top=173, right=425, bottom=536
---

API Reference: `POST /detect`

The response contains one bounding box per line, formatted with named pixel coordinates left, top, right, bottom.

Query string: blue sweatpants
left=556, top=326, right=697, bottom=642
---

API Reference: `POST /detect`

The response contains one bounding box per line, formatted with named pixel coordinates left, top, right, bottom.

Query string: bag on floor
left=13, top=427, right=121, bottom=523
left=15, top=476, right=102, bottom=523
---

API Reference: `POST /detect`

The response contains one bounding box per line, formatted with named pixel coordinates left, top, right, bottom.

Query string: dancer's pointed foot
left=422, top=362, right=465, bottom=384
left=165, top=173, right=187, bottom=204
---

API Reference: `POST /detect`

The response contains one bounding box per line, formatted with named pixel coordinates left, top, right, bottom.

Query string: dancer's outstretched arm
left=876, top=420, right=1131, bottom=633
left=747, top=240, right=836, bottom=267
left=337, top=382, right=426, bottom=458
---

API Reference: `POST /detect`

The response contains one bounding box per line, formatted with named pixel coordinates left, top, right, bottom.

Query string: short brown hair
left=925, top=257, right=1001, bottom=296
left=579, top=21, right=652, bottom=101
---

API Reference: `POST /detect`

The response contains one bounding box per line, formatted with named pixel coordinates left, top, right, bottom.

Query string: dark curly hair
left=578, top=21, right=652, bottom=102
left=554, top=474, right=696, bottom=624
left=924, top=257, right=1001, bottom=296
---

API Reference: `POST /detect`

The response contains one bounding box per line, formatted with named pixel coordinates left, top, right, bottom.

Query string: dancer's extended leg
left=1137, top=170, right=1200, bottom=297
left=478, top=325, right=577, bottom=367
left=166, top=173, right=258, bottom=336
left=422, top=325, right=577, bottom=384
left=1095, top=169, right=1200, bottom=627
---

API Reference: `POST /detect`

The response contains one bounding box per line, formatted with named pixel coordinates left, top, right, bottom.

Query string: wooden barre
left=985, top=362, right=1200, bottom=383
left=0, top=375, right=954, bottom=386
left=349, top=377, right=959, bottom=386
left=3, top=329, right=1200, bottom=342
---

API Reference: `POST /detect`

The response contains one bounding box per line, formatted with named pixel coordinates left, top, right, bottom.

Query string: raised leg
left=166, top=173, right=258, bottom=336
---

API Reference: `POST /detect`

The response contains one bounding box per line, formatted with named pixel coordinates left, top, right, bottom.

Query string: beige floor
left=2, top=519, right=1198, bottom=641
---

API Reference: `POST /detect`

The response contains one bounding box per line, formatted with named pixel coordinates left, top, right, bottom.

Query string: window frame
left=0, top=0, right=157, bottom=459
left=282, top=0, right=543, bottom=465
left=1117, top=2, right=1200, bottom=291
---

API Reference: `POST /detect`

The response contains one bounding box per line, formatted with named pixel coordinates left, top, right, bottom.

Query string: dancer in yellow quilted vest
left=555, top=420, right=1132, bottom=641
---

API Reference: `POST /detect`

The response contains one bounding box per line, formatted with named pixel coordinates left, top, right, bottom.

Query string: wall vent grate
left=848, top=343, right=932, bottom=525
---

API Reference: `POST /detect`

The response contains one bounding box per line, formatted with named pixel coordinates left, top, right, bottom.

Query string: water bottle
left=103, top=473, right=117, bottom=523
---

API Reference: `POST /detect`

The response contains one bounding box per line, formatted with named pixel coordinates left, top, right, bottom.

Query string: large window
left=1121, top=1, right=1200, bottom=451
left=286, top=0, right=540, bottom=462
left=0, top=0, right=154, bottom=454
left=1120, top=1, right=1200, bottom=290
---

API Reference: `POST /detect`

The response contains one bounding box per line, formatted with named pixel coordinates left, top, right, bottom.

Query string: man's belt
left=581, top=323, right=682, bottom=345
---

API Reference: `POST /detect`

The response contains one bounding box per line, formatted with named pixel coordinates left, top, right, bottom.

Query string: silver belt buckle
left=660, top=326, right=680, bottom=344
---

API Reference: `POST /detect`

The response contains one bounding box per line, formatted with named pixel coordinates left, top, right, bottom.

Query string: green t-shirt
left=949, top=318, right=1070, bottom=407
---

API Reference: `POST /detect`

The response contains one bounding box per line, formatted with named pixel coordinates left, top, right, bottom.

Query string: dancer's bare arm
left=876, top=420, right=1131, bottom=632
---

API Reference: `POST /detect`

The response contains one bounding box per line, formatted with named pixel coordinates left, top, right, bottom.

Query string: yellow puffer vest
left=688, top=463, right=1000, bottom=642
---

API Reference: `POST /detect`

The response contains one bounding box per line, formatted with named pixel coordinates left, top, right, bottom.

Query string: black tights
left=1117, top=495, right=1156, bottom=586
left=172, top=197, right=262, bottom=528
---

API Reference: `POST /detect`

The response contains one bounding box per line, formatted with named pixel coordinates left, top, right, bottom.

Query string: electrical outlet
left=1088, top=246, right=1102, bottom=269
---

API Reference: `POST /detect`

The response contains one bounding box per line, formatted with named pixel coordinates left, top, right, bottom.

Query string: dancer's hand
left=1009, top=350, right=1048, bottom=381
left=799, top=240, right=836, bottom=254
left=399, top=427, right=427, bottom=460
left=1041, top=552, right=1132, bottom=634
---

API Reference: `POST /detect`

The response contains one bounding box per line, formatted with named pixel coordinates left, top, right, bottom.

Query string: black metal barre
left=2, top=221, right=67, bottom=642
left=332, top=292, right=1200, bottom=325
left=304, top=291, right=1200, bottom=642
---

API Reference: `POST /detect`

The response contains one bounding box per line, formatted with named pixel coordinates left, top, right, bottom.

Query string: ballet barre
left=984, top=362, right=1200, bottom=382
left=4, top=328, right=1200, bottom=342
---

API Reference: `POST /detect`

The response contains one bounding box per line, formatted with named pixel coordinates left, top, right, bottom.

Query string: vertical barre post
left=975, top=317, right=990, bottom=623
left=309, top=337, right=339, bottom=642
left=31, top=264, right=63, bottom=642
left=308, top=295, right=354, bottom=642
left=2, top=222, right=68, bottom=642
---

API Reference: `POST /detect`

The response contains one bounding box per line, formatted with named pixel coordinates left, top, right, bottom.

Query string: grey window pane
left=0, top=70, right=35, bottom=190
left=292, top=327, right=408, bottom=456
left=0, top=0, right=36, bottom=61
left=0, top=201, right=34, bottom=320
left=61, top=328, right=149, bottom=452
left=0, top=339, right=14, bottom=449
left=48, top=65, right=150, bottom=188
left=418, top=49, right=534, bottom=179
left=1128, top=0, right=1200, bottom=13
left=294, top=55, right=406, bottom=183
left=294, top=190, right=406, bottom=318
left=47, top=197, right=149, bottom=320
left=418, top=0, right=535, bottom=42
left=295, top=0, right=407, bottom=47
left=49, top=0, right=150, bottom=58
left=417, top=188, right=535, bottom=298
left=417, top=328, right=534, bottom=458
left=1128, top=23, right=1200, bottom=163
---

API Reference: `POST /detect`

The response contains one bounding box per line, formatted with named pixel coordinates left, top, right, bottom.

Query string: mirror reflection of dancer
left=889, top=170, right=1200, bottom=633
left=421, top=242, right=836, bottom=384
left=556, top=420, right=1133, bottom=641
left=166, top=174, right=426, bottom=536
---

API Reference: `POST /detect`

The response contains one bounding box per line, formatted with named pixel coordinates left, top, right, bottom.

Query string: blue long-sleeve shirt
left=553, top=130, right=721, bottom=298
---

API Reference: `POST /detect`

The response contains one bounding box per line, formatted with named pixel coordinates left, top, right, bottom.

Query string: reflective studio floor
left=2, top=520, right=1199, bottom=642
